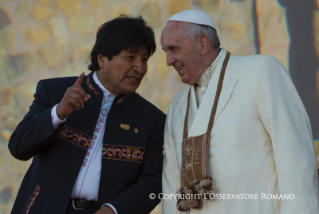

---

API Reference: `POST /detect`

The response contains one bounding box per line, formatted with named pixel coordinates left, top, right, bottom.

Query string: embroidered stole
left=177, top=51, right=231, bottom=211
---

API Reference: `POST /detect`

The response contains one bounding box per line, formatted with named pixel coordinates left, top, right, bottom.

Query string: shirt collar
left=196, top=49, right=223, bottom=87
left=93, top=72, right=117, bottom=99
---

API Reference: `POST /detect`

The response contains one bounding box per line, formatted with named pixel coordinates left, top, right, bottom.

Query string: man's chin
left=181, top=78, right=196, bottom=85
left=122, top=87, right=138, bottom=95
left=180, top=76, right=190, bottom=84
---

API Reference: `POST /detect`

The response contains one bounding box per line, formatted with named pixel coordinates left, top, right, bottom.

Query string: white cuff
left=51, top=104, right=67, bottom=130
left=102, top=203, right=118, bottom=214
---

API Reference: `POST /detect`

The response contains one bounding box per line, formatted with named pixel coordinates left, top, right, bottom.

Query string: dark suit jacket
left=9, top=71, right=166, bottom=214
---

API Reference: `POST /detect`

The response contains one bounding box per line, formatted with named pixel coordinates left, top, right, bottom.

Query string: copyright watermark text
left=149, top=193, right=295, bottom=200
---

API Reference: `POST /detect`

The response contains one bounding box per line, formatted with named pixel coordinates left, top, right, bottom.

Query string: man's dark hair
left=88, top=15, right=156, bottom=71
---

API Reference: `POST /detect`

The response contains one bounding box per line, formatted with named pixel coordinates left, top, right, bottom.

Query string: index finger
left=74, top=72, right=85, bottom=86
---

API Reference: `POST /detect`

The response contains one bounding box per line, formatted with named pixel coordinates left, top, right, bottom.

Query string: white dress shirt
left=51, top=72, right=118, bottom=213
left=195, top=49, right=223, bottom=106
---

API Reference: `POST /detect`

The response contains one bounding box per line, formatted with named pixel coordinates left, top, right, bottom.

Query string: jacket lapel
left=213, top=79, right=238, bottom=122
left=84, top=71, right=104, bottom=120
left=188, top=86, right=198, bottom=133
left=188, top=49, right=238, bottom=137
left=179, top=87, right=189, bottom=122
left=178, top=85, right=198, bottom=131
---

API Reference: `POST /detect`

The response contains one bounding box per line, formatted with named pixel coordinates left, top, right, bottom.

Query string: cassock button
left=214, top=186, right=221, bottom=193
left=209, top=149, right=215, bottom=155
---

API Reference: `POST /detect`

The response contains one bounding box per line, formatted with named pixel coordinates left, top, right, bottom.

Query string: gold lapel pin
left=117, top=95, right=127, bottom=104
left=134, top=128, right=138, bottom=134
left=120, top=124, right=130, bottom=130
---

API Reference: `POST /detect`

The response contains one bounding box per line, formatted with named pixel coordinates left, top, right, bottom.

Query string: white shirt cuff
left=102, top=203, right=118, bottom=214
left=51, top=104, right=67, bottom=130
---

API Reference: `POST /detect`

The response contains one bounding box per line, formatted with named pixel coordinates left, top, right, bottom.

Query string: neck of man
left=192, top=48, right=221, bottom=85
left=95, top=70, right=116, bottom=94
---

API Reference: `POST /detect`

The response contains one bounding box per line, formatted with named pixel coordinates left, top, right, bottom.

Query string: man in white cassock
left=161, top=10, right=319, bottom=214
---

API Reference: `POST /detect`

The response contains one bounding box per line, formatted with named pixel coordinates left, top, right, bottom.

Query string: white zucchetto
left=168, top=10, right=216, bottom=29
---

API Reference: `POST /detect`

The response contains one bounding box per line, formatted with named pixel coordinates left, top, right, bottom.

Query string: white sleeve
left=102, top=203, right=118, bottom=214
left=162, top=101, right=182, bottom=214
left=257, top=56, right=319, bottom=213
left=51, top=104, right=67, bottom=130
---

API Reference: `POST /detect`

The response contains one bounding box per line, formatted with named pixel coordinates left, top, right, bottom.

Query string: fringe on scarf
left=176, top=177, right=214, bottom=211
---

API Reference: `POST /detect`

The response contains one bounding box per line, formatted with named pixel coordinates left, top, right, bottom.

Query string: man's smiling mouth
left=176, top=65, right=184, bottom=71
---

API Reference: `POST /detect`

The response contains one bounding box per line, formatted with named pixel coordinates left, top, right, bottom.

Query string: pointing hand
left=56, top=72, right=91, bottom=119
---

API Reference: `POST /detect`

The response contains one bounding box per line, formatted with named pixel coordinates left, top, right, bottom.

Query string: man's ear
left=199, top=35, right=210, bottom=56
left=97, top=54, right=105, bottom=68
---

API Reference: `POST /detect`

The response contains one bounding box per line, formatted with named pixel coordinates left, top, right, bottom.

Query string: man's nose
left=133, top=60, right=146, bottom=73
left=166, top=53, right=175, bottom=66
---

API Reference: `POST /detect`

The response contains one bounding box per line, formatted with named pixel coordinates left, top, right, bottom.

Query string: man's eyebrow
left=167, top=45, right=177, bottom=50
left=126, top=50, right=137, bottom=53
left=125, top=49, right=150, bottom=55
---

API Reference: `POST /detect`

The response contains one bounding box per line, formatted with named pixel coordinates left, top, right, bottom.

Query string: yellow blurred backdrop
left=0, top=0, right=318, bottom=213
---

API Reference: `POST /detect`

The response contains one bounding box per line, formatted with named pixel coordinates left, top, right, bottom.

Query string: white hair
left=179, top=22, right=220, bottom=49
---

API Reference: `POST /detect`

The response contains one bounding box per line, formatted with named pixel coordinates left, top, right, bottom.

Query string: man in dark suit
left=9, top=15, right=165, bottom=214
